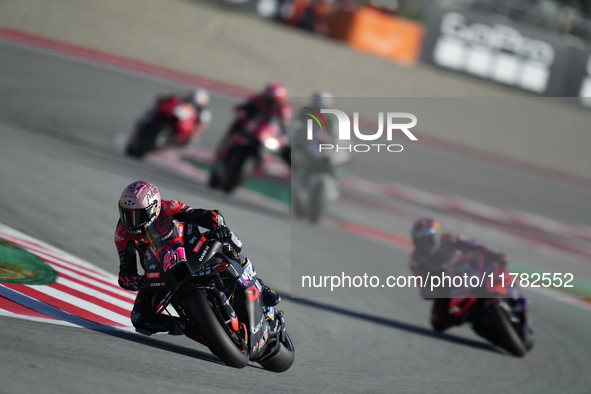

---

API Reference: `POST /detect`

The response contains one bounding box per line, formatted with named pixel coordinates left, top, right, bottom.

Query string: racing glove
left=118, top=275, right=145, bottom=291
left=211, top=226, right=232, bottom=242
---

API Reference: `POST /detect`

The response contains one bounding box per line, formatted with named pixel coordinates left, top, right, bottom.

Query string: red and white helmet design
left=265, top=82, right=288, bottom=104
left=187, top=88, right=210, bottom=107
left=118, top=181, right=161, bottom=233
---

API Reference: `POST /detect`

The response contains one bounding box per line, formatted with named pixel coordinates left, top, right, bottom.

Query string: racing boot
left=256, top=277, right=281, bottom=306
left=262, top=285, right=281, bottom=307
left=168, top=319, right=187, bottom=336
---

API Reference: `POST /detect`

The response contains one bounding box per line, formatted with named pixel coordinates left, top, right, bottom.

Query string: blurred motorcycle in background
left=209, top=116, right=288, bottom=193
left=127, top=90, right=211, bottom=158
left=292, top=139, right=350, bottom=223
left=437, top=250, right=535, bottom=357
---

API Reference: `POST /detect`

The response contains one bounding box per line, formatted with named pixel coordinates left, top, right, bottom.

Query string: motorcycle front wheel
left=186, top=288, right=250, bottom=368
left=131, top=120, right=171, bottom=158
left=259, top=331, right=295, bottom=373
left=223, top=148, right=255, bottom=194
left=484, top=302, right=528, bottom=357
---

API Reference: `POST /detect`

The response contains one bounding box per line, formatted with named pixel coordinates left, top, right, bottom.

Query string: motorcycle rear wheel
left=186, top=288, right=249, bottom=368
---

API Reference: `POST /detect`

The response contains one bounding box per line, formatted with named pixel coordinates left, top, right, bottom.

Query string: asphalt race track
left=1, top=39, right=591, bottom=393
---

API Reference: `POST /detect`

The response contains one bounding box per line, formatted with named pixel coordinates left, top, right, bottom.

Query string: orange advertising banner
left=330, top=6, right=424, bottom=66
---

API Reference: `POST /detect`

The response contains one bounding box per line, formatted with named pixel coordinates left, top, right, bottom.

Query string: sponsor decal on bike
left=248, top=283, right=261, bottom=303
left=266, top=307, right=275, bottom=321
left=163, top=248, right=186, bottom=271
left=254, top=327, right=269, bottom=352
left=150, top=282, right=165, bottom=287
left=259, top=327, right=269, bottom=351
left=198, top=245, right=210, bottom=262
left=193, top=236, right=206, bottom=253
left=147, top=272, right=160, bottom=278
left=196, top=262, right=229, bottom=277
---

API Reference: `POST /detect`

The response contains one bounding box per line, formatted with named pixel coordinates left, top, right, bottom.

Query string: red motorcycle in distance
left=209, top=117, right=287, bottom=193
left=126, top=96, right=207, bottom=158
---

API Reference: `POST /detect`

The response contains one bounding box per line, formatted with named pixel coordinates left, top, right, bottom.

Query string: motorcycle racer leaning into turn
left=136, top=88, right=212, bottom=146
left=228, top=81, right=292, bottom=165
left=409, top=218, right=509, bottom=333
left=115, top=180, right=281, bottom=336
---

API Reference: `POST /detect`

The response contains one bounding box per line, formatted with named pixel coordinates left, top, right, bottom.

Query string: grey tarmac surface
left=0, top=40, right=591, bottom=394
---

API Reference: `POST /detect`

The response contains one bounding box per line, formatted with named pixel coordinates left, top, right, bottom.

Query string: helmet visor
left=413, top=236, right=435, bottom=254
left=119, top=204, right=154, bottom=230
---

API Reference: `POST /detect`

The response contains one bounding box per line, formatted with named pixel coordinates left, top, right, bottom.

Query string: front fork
left=264, top=305, right=285, bottom=338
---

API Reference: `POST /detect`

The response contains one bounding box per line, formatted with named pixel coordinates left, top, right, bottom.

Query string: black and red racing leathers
left=114, top=200, right=225, bottom=334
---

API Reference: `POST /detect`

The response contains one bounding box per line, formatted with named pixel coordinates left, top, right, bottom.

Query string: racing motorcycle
left=142, top=216, right=295, bottom=371
left=126, top=96, right=205, bottom=158
left=209, top=117, right=286, bottom=193
left=292, top=140, right=349, bottom=224
left=440, top=251, right=534, bottom=357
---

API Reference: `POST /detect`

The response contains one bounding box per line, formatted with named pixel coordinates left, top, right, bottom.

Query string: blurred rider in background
left=291, top=91, right=337, bottom=156
left=409, top=218, right=508, bottom=332
left=292, top=91, right=352, bottom=174
left=137, top=87, right=212, bottom=145
left=115, top=180, right=281, bottom=336
left=229, top=81, right=292, bottom=164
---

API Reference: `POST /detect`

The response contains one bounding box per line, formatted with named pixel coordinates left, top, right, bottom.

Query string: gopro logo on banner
left=305, top=108, right=417, bottom=153
left=433, top=12, right=555, bottom=93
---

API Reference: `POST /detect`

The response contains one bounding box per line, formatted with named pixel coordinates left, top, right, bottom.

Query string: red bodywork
left=153, top=96, right=202, bottom=144
left=449, top=263, right=511, bottom=319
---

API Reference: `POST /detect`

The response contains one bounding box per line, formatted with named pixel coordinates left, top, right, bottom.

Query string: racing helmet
left=118, top=181, right=161, bottom=236
left=411, top=218, right=442, bottom=256
left=310, top=91, right=334, bottom=110
left=187, top=88, right=210, bottom=107
left=264, top=82, right=289, bottom=106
